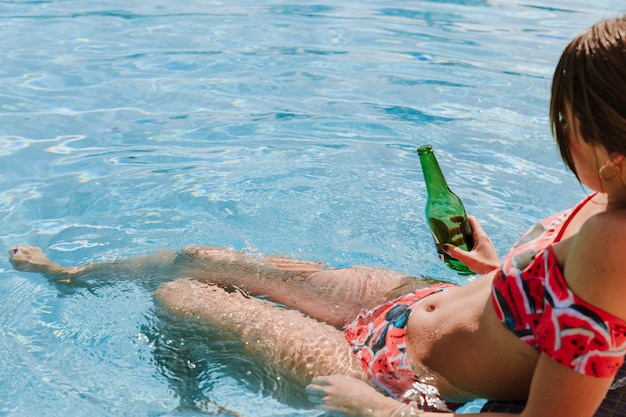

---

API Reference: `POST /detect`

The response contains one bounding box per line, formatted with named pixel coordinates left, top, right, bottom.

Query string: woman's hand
left=306, top=375, right=409, bottom=417
left=444, top=216, right=500, bottom=275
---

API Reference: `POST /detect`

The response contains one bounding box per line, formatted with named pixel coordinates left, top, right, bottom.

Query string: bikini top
left=491, top=193, right=626, bottom=378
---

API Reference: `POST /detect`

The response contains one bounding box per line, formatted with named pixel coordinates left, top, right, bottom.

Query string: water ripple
left=0, top=0, right=620, bottom=414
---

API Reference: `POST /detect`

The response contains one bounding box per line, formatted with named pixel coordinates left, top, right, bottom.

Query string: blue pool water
left=1, top=0, right=624, bottom=415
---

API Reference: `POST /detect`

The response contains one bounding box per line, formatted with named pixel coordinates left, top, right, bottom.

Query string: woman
left=9, top=16, right=626, bottom=417
left=304, top=16, right=626, bottom=416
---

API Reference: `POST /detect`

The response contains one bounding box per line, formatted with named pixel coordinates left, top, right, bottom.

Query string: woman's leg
left=176, top=245, right=419, bottom=327
left=155, top=278, right=370, bottom=388
left=9, top=244, right=413, bottom=327
left=9, top=245, right=179, bottom=280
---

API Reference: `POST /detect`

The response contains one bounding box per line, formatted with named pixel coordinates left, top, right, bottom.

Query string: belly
left=405, top=273, right=540, bottom=401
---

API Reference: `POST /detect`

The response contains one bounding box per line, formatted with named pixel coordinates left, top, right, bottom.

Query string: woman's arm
left=514, top=353, right=612, bottom=417
left=305, top=375, right=521, bottom=416
left=306, top=367, right=610, bottom=417
left=306, top=375, right=411, bottom=417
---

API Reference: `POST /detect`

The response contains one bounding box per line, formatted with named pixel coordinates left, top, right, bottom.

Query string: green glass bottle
left=417, top=144, right=474, bottom=275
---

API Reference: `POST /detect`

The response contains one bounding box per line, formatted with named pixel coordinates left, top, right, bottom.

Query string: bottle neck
left=419, top=150, right=450, bottom=196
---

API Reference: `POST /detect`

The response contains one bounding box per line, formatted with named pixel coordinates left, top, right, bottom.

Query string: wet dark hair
left=550, top=16, right=626, bottom=175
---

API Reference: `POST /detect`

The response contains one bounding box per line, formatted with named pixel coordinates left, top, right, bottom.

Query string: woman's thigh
left=155, top=278, right=369, bottom=387
left=180, top=245, right=412, bottom=327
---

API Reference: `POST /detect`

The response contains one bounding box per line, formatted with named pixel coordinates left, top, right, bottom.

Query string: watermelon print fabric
left=492, top=193, right=626, bottom=378
left=344, top=283, right=457, bottom=406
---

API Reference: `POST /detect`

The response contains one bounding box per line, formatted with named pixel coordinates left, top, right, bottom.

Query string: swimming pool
left=0, top=0, right=623, bottom=415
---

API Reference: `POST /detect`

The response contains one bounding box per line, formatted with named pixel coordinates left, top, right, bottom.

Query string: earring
left=599, top=161, right=621, bottom=181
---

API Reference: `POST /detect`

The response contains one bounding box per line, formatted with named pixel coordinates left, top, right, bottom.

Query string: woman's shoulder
left=565, top=211, right=626, bottom=322
left=577, top=209, right=626, bottom=247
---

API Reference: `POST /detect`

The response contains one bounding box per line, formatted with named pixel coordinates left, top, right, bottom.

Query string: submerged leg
left=174, top=245, right=414, bottom=327
left=9, top=245, right=416, bottom=327
left=155, top=278, right=369, bottom=389
left=9, top=245, right=179, bottom=288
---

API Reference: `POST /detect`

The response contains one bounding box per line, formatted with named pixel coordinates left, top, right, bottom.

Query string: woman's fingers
left=443, top=216, right=500, bottom=274
left=306, top=383, right=327, bottom=404
left=306, top=377, right=331, bottom=404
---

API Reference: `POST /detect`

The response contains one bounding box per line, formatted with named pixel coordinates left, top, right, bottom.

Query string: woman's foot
left=9, top=246, right=71, bottom=275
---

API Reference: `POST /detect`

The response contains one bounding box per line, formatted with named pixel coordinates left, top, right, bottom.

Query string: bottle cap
left=417, top=144, right=433, bottom=155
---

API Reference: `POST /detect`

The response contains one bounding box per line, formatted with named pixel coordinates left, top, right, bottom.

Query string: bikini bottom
left=344, top=282, right=460, bottom=412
